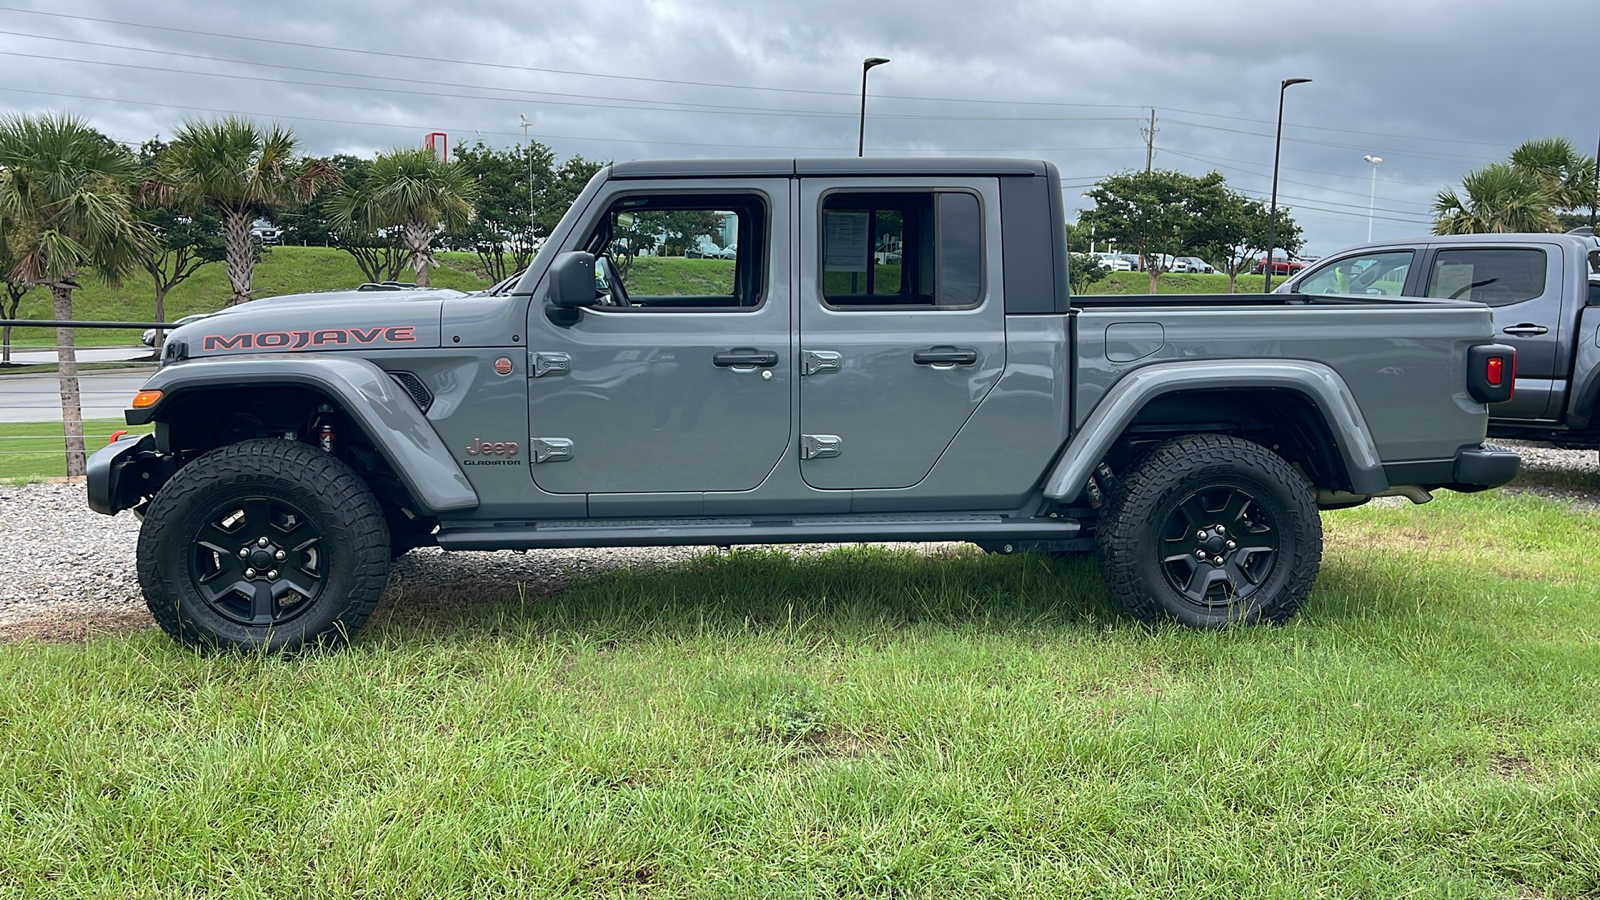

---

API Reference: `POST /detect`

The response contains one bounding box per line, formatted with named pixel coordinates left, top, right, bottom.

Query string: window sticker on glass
left=823, top=209, right=871, bottom=273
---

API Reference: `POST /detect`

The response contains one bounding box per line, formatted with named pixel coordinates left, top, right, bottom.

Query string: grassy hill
left=2, top=248, right=494, bottom=348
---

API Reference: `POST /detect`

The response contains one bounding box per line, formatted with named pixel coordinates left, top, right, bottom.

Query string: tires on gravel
left=1094, top=433, right=1322, bottom=627
left=136, top=439, right=391, bottom=652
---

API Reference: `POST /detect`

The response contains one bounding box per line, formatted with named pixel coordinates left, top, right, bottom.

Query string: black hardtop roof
left=607, top=157, right=1051, bottom=179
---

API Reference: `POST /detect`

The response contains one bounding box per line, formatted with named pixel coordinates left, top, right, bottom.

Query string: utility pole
left=1143, top=108, right=1157, bottom=173
left=519, top=115, right=535, bottom=244
left=1591, top=129, right=1599, bottom=229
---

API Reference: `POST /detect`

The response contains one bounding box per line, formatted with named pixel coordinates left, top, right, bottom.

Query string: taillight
left=1467, top=344, right=1515, bottom=404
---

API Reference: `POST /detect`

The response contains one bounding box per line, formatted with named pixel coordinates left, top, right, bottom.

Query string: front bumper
left=1448, top=444, right=1520, bottom=493
left=86, top=434, right=172, bottom=515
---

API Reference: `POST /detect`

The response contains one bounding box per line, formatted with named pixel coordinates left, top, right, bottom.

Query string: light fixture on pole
left=1363, top=155, right=1382, bottom=242
left=519, top=114, right=535, bottom=241
left=1264, top=77, right=1311, bottom=293
left=858, top=57, right=890, bottom=157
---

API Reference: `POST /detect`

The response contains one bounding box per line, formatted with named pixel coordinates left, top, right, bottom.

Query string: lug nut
left=1216, top=525, right=1226, bottom=534
left=238, top=548, right=249, bottom=558
left=1214, top=556, right=1225, bottom=566
left=1226, top=541, right=1236, bottom=549
left=1197, top=530, right=1206, bottom=540
left=275, top=550, right=287, bottom=561
left=1195, top=549, right=1206, bottom=558
left=244, top=567, right=257, bottom=578
left=257, top=536, right=270, bottom=547
left=267, top=569, right=278, bottom=580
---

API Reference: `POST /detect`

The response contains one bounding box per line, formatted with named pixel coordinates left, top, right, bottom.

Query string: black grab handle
left=713, top=348, right=779, bottom=368
left=912, top=346, right=978, bottom=366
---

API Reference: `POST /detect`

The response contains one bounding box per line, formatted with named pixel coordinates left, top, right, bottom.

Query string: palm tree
left=1509, top=137, right=1598, bottom=214
left=162, top=117, right=335, bottom=305
left=0, top=113, right=146, bottom=475
left=327, top=148, right=475, bottom=287
left=1433, top=163, right=1559, bottom=235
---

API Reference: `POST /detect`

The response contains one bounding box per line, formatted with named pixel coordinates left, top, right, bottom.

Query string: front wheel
left=136, top=439, right=392, bottom=651
left=1095, top=434, right=1322, bottom=627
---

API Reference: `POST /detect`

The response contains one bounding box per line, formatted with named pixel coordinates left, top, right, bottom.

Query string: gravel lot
left=2, top=442, right=1595, bottom=642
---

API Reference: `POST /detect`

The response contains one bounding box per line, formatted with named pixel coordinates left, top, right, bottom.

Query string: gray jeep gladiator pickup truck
left=1276, top=232, right=1600, bottom=451
left=87, top=157, right=1519, bottom=651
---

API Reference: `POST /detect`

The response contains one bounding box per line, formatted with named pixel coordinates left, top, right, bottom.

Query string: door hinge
left=529, top=351, right=571, bottom=378
left=801, top=350, right=841, bottom=376
left=529, top=437, right=574, bottom=463
left=800, top=434, right=842, bottom=460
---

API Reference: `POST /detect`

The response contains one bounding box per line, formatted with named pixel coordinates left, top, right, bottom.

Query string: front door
left=1420, top=243, right=1566, bottom=420
left=525, top=182, right=792, bottom=494
left=796, top=178, right=1006, bottom=490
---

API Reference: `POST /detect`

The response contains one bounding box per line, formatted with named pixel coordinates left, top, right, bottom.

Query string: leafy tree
left=1509, top=137, right=1597, bottom=214
left=1434, top=137, right=1596, bottom=235
left=1433, top=163, right=1558, bottom=235
left=276, top=153, right=366, bottom=247
left=0, top=113, right=146, bottom=475
left=443, top=142, right=606, bottom=282
left=327, top=147, right=475, bottom=287
left=163, top=117, right=336, bottom=305
left=1067, top=253, right=1108, bottom=294
left=133, top=139, right=227, bottom=347
left=1080, top=169, right=1227, bottom=292
left=1196, top=190, right=1302, bottom=293
left=607, top=209, right=720, bottom=277
left=0, top=246, right=28, bottom=365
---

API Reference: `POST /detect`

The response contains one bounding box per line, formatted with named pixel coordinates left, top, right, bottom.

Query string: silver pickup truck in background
left=88, top=158, right=1519, bottom=651
left=1277, top=232, right=1600, bottom=452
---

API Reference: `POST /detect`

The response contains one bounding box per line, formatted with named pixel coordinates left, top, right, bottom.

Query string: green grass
left=1080, top=271, right=1280, bottom=295
left=624, top=256, right=736, bottom=296
left=0, top=418, right=152, bottom=482
left=1, top=247, right=493, bottom=348
left=2, top=489, right=1598, bottom=897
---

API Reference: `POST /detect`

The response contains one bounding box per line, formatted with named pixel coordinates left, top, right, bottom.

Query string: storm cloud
left=0, top=0, right=1594, bottom=253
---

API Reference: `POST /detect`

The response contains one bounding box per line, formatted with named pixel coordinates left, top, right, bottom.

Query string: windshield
left=486, top=269, right=525, bottom=296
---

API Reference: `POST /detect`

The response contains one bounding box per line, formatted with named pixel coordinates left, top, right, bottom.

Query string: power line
left=1160, top=148, right=1435, bottom=209
left=1161, top=118, right=1499, bottom=165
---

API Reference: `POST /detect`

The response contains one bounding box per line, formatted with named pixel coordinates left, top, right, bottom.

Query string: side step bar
left=435, top=513, right=1081, bottom=551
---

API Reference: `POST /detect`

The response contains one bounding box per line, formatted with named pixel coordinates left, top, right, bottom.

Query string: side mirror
left=548, top=251, right=597, bottom=309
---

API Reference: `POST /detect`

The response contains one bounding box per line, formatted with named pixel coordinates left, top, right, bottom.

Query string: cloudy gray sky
left=1, top=0, right=1596, bottom=254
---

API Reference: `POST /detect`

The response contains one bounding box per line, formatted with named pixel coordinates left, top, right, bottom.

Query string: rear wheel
left=137, top=439, right=391, bottom=651
left=1095, top=434, right=1321, bottom=627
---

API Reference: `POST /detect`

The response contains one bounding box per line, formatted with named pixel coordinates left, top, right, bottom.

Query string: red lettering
left=202, top=333, right=252, bottom=351
left=348, top=327, right=384, bottom=343
left=290, top=331, right=311, bottom=349
left=311, top=330, right=348, bottom=345
left=384, top=326, right=416, bottom=343
left=256, top=332, right=291, bottom=348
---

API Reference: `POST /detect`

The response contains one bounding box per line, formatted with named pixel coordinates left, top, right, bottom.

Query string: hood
left=166, top=288, right=460, bottom=360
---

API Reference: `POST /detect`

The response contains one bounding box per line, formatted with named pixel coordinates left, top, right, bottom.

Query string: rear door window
left=1425, top=248, right=1547, bottom=306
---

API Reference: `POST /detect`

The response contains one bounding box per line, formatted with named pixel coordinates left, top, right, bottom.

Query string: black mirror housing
left=549, top=252, right=597, bottom=309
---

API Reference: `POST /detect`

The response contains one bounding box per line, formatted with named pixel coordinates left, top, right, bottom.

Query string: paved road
left=2, top=346, right=152, bottom=365
left=0, top=372, right=149, bottom=423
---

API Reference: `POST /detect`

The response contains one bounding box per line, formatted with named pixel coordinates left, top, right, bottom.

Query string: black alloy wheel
left=138, top=439, right=391, bottom=652
left=188, top=495, right=327, bottom=627
left=1095, top=433, right=1322, bottom=627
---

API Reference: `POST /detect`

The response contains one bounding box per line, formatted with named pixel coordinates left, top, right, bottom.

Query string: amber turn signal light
left=130, top=389, right=163, bottom=409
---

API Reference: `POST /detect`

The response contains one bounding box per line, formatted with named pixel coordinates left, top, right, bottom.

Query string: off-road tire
left=136, top=439, right=391, bottom=652
left=1094, top=433, right=1321, bottom=627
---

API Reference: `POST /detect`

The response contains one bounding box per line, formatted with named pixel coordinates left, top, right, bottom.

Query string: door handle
left=913, top=346, right=978, bottom=366
left=713, top=348, right=779, bottom=368
left=1501, top=324, right=1548, bottom=337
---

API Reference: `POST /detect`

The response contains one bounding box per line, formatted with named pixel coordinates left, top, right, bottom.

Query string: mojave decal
left=200, top=326, right=417, bottom=352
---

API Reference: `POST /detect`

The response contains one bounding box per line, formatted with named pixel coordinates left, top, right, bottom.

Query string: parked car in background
left=1172, top=256, right=1215, bottom=274
left=1253, top=255, right=1305, bottom=276
left=1093, top=252, right=1132, bottom=272
left=1277, top=232, right=1600, bottom=455
left=250, top=218, right=280, bottom=246
left=140, top=313, right=212, bottom=348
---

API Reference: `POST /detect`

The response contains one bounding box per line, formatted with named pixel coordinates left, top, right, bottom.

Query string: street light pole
left=1363, top=155, right=1382, bottom=242
left=1264, top=77, right=1311, bottom=293
left=858, top=57, right=890, bottom=157
left=519, top=115, right=535, bottom=245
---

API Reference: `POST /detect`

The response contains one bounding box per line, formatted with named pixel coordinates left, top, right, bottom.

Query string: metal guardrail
left=1, top=319, right=174, bottom=328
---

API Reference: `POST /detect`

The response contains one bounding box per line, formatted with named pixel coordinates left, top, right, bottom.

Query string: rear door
left=795, top=177, right=1005, bottom=490
left=1420, top=243, right=1566, bottom=420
